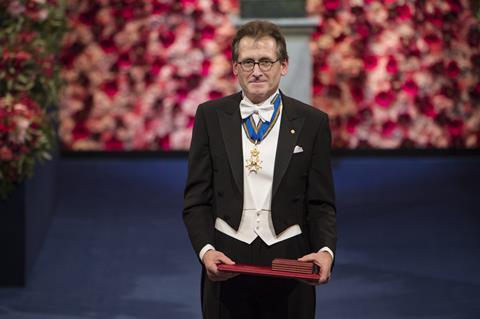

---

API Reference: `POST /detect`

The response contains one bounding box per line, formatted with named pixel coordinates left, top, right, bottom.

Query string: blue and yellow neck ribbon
left=242, top=93, right=282, bottom=144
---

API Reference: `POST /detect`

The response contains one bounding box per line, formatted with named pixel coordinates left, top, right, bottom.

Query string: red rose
left=324, top=0, right=341, bottom=11
left=201, top=25, right=215, bottom=41
left=1, top=146, right=14, bottom=161
left=363, top=55, right=378, bottom=71
left=118, top=52, right=132, bottom=69
left=346, top=116, right=360, bottom=134
left=403, top=79, right=418, bottom=96
left=72, top=122, right=90, bottom=141
left=152, top=1, right=171, bottom=14
left=201, top=60, right=210, bottom=76
left=415, top=96, right=436, bottom=118
left=355, top=23, right=370, bottom=38
left=386, top=55, right=398, bottom=74
left=313, top=79, right=324, bottom=95
left=375, top=90, right=395, bottom=108
left=100, top=37, right=117, bottom=54
left=398, top=113, right=412, bottom=126
left=102, top=80, right=119, bottom=99
left=467, top=27, right=480, bottom=48
left=446, top=61, right=460, bottom=78
left=105, top=136, right=123, bottom=151
left=396, top=4, right=412, bottom=21
left=119, top=7, right=135, bottom=21
left=426, top=9, right=443, bottom=28
left=350, top=85, right=364, bottom=103
left=447, top=119, right=464, bottom=137
left=424, top=34, right=442, bottom=52
left=209, top=90, right=223, bottom=99
left=151, top=58, right=166, bottom=76
left=381, top=120, right=396, bottom=137
left=447, top=0, right=462, bottom=13
left=159, top=31, right=176, bottom=48
left=471, top=54, right=480, bottom=71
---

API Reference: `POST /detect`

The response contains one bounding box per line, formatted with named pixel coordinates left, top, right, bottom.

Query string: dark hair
left=232, top=20, right=288, bottom=62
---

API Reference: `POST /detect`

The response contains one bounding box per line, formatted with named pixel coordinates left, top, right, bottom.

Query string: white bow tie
left=239, top=99, right=274, bottom=123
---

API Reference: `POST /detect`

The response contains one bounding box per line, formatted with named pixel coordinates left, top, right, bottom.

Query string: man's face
left=233, top=36, right=288, bottom=104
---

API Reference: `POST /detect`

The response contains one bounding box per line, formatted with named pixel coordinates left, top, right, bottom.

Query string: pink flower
left=386, top=55, right=398, bottom=74
left=7, top=1, right=25, bottom=15
left=375, top=90, right=395, bottom=108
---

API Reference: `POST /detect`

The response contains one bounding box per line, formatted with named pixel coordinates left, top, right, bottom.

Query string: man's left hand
left=298, top=251, right=333, bottom=285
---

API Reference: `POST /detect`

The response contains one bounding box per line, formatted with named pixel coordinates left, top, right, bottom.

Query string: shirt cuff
left=199, top=244, right=215, bottom=262
left=318, top=246, right=334, bottom=261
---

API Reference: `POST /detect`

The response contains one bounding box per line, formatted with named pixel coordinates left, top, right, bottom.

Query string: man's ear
left=232, top=61, right=239, bottom=76
left=280, top=60, right=289, bottom=76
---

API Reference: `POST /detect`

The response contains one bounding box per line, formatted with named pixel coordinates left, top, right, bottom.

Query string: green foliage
left=0, top=0, right=67, bottom=200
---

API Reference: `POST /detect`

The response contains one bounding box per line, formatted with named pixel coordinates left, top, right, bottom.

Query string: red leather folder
left=217, top=263, right=320, bottom=282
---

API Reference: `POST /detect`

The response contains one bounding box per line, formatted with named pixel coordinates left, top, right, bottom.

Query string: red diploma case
left=217, top=259, right=320, bottom=282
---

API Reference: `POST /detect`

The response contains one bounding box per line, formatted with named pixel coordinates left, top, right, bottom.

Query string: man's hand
left=202, top=250, right=238, bottom=282
left=298, top=251, right=333, bottom=285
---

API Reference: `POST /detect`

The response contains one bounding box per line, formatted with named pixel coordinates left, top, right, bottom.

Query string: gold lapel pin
left=290, top=129, right=295, bottom=134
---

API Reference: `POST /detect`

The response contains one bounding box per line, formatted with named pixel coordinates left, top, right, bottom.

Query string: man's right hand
left=202, top=250, right=237, bottom=282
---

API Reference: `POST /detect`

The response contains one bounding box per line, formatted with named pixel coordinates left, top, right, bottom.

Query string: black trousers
left=202, top=230, right=316, bottom=319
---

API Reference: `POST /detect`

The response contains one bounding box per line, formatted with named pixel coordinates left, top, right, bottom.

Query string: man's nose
left=251, top=63, right=263, bottom=76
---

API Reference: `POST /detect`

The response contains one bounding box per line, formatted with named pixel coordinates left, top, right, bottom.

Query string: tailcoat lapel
left=272, top=94, right=305, bottom=197
left=218, top=92, right=244, bottom=195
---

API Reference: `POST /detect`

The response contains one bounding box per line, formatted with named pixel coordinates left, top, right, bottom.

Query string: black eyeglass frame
left=236, top=59, right=281, bottom=72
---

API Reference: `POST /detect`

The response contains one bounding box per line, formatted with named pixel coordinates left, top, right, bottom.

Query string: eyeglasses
left=237, top=59, right=280, bottom=72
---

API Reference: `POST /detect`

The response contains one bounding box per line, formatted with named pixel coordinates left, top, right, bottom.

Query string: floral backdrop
left=309, top=0, right=480, bottom=148
left=60, top=0, right=238, bottom=150
left=59, top=0, right=480, bottom=150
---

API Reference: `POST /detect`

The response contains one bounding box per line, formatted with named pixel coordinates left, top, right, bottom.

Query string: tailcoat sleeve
left=183, top=104, right=215, bottom=256
left=306, top=113, right=337, bottom=255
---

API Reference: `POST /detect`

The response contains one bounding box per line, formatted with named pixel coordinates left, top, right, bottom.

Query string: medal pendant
left=245, top=145, right=262, bottom=173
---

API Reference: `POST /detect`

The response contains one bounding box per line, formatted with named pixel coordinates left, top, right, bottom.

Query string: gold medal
left=245, top=143, right=262, bottom=173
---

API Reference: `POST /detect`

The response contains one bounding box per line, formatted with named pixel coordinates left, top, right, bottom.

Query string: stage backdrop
left=59, top=0, right=480, bottom=150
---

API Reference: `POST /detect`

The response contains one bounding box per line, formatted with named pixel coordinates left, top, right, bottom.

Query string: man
left=183, top=20, right=336, bottom=319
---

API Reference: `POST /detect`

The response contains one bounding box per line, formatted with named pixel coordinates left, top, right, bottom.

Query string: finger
left=216, top=254, right=235, bottom=265
left=297, top=254, right=315, bottom=262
